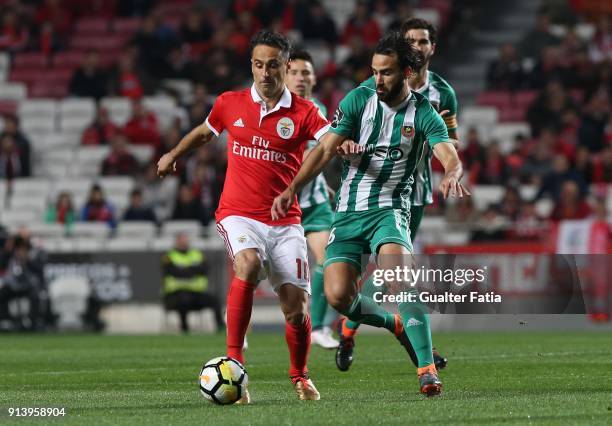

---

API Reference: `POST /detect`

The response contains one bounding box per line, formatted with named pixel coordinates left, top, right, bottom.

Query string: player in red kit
left=157, top=30, right=330, bottom=403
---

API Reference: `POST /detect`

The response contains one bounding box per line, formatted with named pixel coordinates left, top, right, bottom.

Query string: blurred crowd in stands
left=0, top=0, right=610, bottom=245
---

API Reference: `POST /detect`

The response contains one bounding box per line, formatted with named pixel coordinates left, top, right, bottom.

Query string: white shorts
left=217, top=215, right=310, bottom=294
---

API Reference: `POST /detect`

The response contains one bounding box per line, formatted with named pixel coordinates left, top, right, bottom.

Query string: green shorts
left=301, top=202, right=334, bottom=234
left=324, top=208, right=413, bottom=270
left=409, top=204, right=425, bottom=238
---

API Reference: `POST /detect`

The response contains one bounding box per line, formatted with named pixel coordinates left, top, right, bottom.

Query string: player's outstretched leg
left=325, top=262, right=404, bottom=371
left=310, top=263, right=339, bottom=349
left=279, top=284, right=320, bottom=401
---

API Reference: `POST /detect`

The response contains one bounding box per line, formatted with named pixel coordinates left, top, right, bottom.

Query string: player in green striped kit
left=272, top=33, right=468, bottom=396
left=286, top=49, right=339, bottom=349
left=341, top=18, right=458, bottom=371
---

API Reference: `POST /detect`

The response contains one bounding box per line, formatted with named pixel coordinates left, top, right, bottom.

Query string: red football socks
left=286, top=314, right=311, bottom=378
left=226, top=277, right=256, bottom=364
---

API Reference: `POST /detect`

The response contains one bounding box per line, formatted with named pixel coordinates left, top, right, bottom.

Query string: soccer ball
left=199, top=356, right=248, bottom=405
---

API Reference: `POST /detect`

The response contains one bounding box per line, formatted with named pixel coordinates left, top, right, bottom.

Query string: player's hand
left=271, top=187, right=295, bottom=220
left=157, top=153, right=177, bottom=178
left=337, top=140, right=364, bottom=157
left=438, top=175, right=470, bottom=199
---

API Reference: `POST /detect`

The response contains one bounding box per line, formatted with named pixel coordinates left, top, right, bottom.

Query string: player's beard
left=377, top=77, right=406, bottom=105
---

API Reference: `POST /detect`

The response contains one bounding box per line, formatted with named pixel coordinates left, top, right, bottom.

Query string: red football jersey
left=206, top=85, right=330, bottom=225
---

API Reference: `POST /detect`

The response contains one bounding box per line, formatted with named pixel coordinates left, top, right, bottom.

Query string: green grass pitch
left=0, top=331, right=611, bottom=425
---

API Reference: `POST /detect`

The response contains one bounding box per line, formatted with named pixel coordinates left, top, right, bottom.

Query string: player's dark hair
left=375, top=31, right=423, bottom=71
left=249, top=29, right=291, bottom=60
left=400, top=18, right=437, bottom=44
left=289, top=48, right=313, bottom=65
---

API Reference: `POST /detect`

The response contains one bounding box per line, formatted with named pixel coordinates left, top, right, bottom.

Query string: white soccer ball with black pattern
left=199, top=356, right=248, bottom=405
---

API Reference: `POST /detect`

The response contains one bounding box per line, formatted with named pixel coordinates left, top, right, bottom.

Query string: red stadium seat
left=0, top=101, right=17, bottom=115
left=477, top=91, right=512, bottom=108
left=53, top=51, right=87, bottom=68
left=499, top=107, right=527, bottom=122
left=74, top=18, right=109, bottom=35
left=112, top=18, right=142, bottom=35
left=9, top=68, right=44, bottom=83
left=513, top=90, right=538, bottom=108
left=13, top=53, right=49, bottom=68
left=71, top=35, right=128, bottom=50
left=30, top=82, right=69, bottom=98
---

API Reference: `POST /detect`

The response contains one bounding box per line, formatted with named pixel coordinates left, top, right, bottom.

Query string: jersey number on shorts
left=296, top=258, right=309, bottom=280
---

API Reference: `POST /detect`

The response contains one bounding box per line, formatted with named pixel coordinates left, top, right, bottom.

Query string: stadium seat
left=105, top=237, right=149, bottom=252
left=413, top=8, right=440, bottom=28
left=0, top=83, right=27, bottom=101
left=151, top=236, right=175, bottom=251
left=112, top=17, right=142, bottom=34
left=29, top=83, right=69, bottom=99
left=7, top=195, right=46, bottom=215
left=514, top=90, right=537, bottom=108
left=41, top=131, right=82, bottom=150
left=10, top=178, right=52, bottom=197
left=161, top=220, right=202, bottom=238
left=53, top=51, right=86, bottom=68
left=535, top=198, right=553, bottom=218
left=75, top=237, right=106, bottom=252
left=476, top=91, right=512, bottom=108
left=143, top=96, right=178, bottom=131
left=59, top=98, right=96, bottom=121
left=128, top=144, right=154, bottom=164
left=1, top=209, right=39, bottom=229
left=491, top=122, right=531, bottom=153
left=98, top=176, right=134, bottom=193
left=117, top=221, right=157, bottom=239
left=162, top=79, right=194, bottom=104
left=74, top=18, right=109, bottom=35
left=71, top=222, right=110, bottom=238
left=442, top=231, right=470, bottom=246
left=472, top=185, right=504, bottom=210
left=20, top=116, right=56, bottom=134
left=14, top=52, right=49, bottom=68
left=190, top=237, right=225, bottom=251
left=60, top=114, right=92, bottom=134
left=26, top=223, right=66, bottom=239
left=18, top=99, right=57, bottom=119
left=460, top=106, right=498, bottom=127
left=100, top=97, right=131, bottom=126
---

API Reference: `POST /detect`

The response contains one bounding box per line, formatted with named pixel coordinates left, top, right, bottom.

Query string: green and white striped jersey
left=361, top=70, right=458, bottom=205
left=298, top=97, right=330, bottom=209
left=328, top=86, right=449, bottom=213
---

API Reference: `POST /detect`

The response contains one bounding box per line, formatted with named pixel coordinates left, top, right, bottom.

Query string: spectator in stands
left=139, top=163, right=177, bottom=222
left=497, top=186, right=522, bottom=221
left=341, top=0, right=381, bottom=47
left=342, top=35, right=375, bottom=85
left=486, top=43, right=525, bottom=90
left=186, top=147, right=223, bottom=226
left=549, top=180, right=592, bottom=221
left=171, top=184, right=206, bottom=225
left=578, top=88, right=609, bottom=153
left=108, top=48, right=149, bottom=98
left=68, top=50, right=108, bottom=100
left=160, top=46, right=196, bottom=80
left=535, top=153, right=587, bottom=201
left=299, top=0, right=338, bottom=44
left=527, top=80, right=575, bottom=136
left=180, top=8, right=212, bottom=45
left=45, top=192, right=75, bottom=230
left=0, top=114, right=30, bottom=177
left=80, top=184, right=117, bottom=228
left=123, top=188, right=157, bottom=223
left=574, top=146, right=593, bottom=183
left=0, top=235, right=46, bottom=330
left=470, top=205, right=508, bottom=242
left=101, top=133, right=139, bottom=176
left=371, top=0, right=392, bottom=32
left=0, top=134, right=25, bottom=179
left=509, top=201, right=545, bottom=241
left=0, top=8, right=29, bottom=52
left=197, top=29, right=244, bottom=94
left=132, top=13, right=178, bottom=78
left=162, top=232, right=224, bottom=334
left=521, top=140, right=554, bottom=184
left=589, top=16, right=611, bottom=64
left=592, top=145, right=612, bottom=183
left=472, top=141, right=509, bottom=185
left=36, top=21, right=62, bottom=55
left=186, top=83, right=213, bottom=129
left=462, top=127, right=485, bottom=171
left=445, top=195, right=478, bottom=231
left=518, top=6, right=561, bottom=62
left=34, top=0, right=72, bottom=40
left=529, top=46, right=573, bottom=89
left=81, top=107, right=120, bottom=145
left=123, top=98, right=161, bottom=148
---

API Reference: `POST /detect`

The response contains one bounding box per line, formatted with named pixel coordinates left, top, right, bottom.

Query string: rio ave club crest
left=276, top=117, right=295, bottom=139
left=401, top=125, right=414, bottom=138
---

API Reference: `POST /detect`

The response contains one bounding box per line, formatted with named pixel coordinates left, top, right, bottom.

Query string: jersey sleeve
left=328, top=88, right=363, bottom=138
left=204, top=93, right=226, bottom=136
left=418, top=100, right=449, bottom=147
left=304, top=103, right=330, bottom=141
left=440, top=86, right=458, bottom=131
left=359, top=76, right=376, bottom=90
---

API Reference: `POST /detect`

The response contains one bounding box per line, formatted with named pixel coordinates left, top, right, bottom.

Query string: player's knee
left=324, top=283, right=352, bottom=313
left=234, top=251, right=261, bottom=282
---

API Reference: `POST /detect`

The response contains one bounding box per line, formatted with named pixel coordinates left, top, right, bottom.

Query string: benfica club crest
left=276, top=117, right=295, bottom=139
left=401, top=125, right=414, bottom=138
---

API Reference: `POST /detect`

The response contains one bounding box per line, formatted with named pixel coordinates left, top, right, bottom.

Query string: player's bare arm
left=157, top=123, right=215, bottom=177
left=272, top=131, right=346, bottom=219
left=433, top=141, right=470, bottom=199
